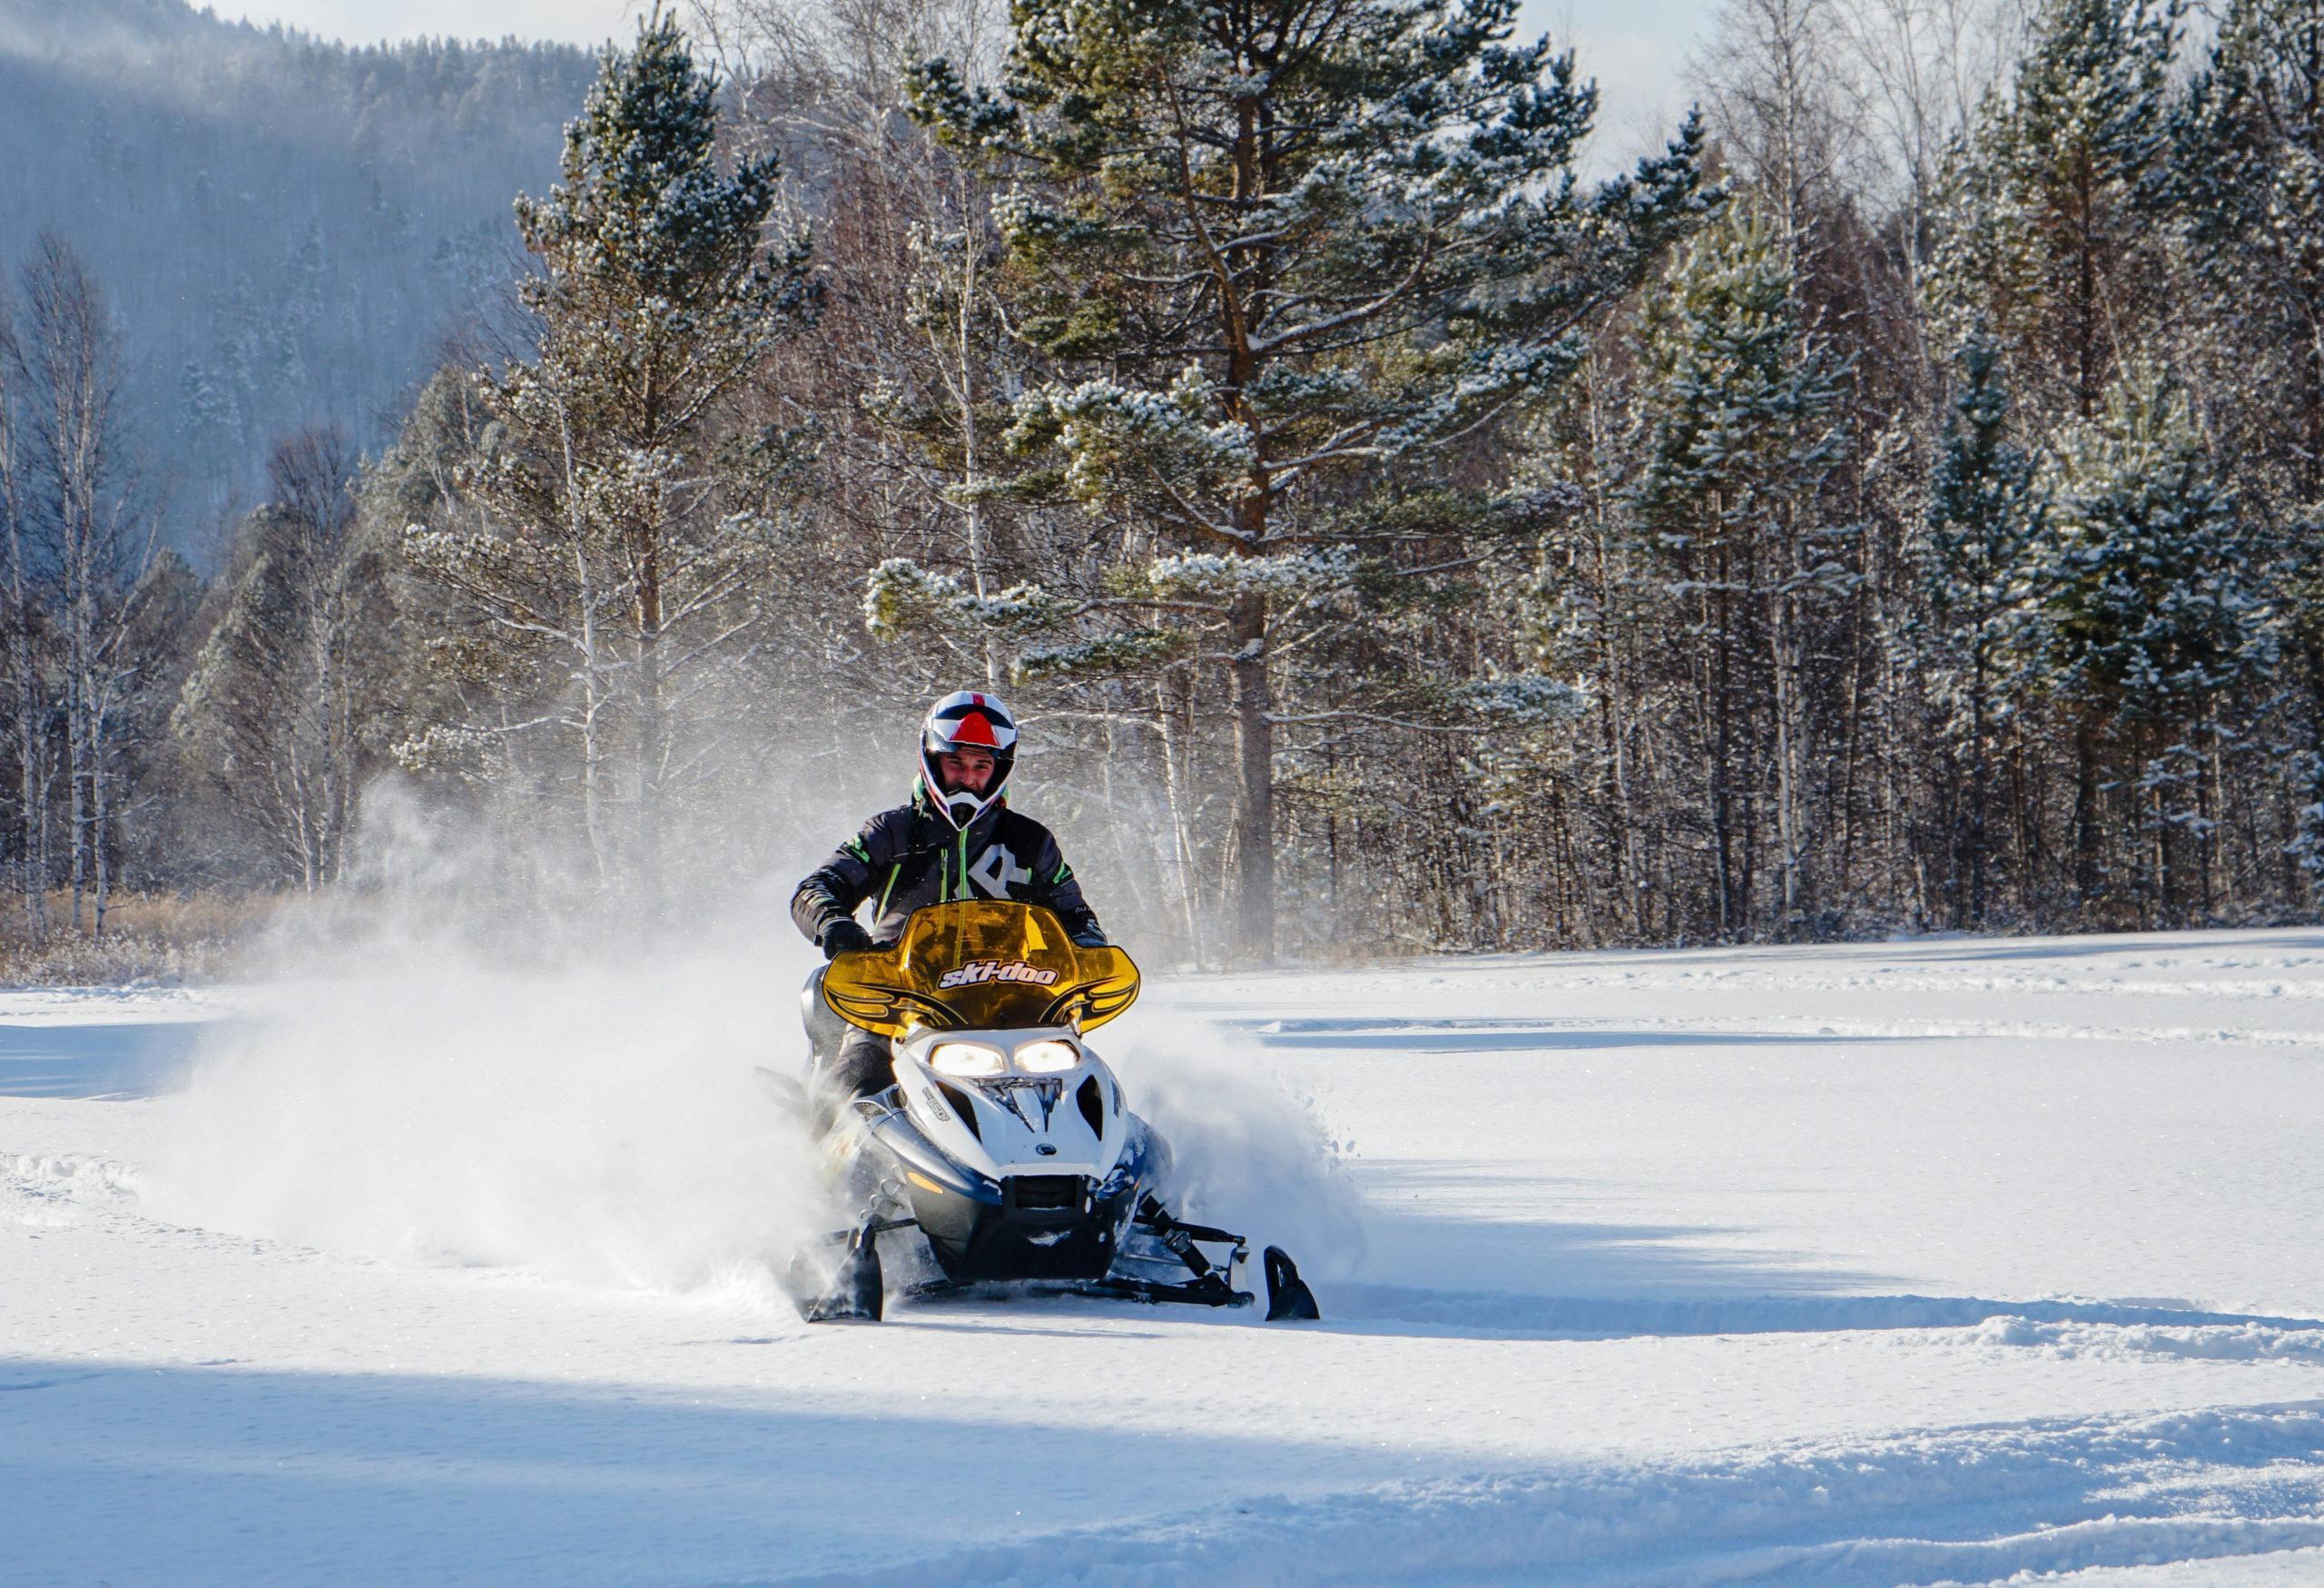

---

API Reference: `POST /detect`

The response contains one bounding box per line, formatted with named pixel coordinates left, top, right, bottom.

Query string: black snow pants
left=802, top=965, right=894, bottom=1135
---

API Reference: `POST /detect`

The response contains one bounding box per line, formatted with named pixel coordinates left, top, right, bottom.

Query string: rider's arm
left=1030, top=831, right=1107, bottom=946
left=790, top=817, right=898, bottom=953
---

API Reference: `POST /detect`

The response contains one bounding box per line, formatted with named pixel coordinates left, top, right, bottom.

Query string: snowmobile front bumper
left=909, top=1168, right=1140, bottom=1284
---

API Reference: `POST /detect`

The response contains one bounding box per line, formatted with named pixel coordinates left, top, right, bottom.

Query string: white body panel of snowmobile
left=891, top=1025, right=1129, bottom=1184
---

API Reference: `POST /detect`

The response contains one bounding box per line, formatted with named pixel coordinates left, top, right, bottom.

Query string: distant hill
left=0, top=0, right=598, bottom=547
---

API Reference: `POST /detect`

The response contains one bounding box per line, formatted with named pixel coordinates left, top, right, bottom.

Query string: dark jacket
left=791, top=791, right=1105, bottom=951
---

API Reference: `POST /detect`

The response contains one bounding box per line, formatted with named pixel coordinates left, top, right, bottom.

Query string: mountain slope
left=0, top=0, right=597, bottom=539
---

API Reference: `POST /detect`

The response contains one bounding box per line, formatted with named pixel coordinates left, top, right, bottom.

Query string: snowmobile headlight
left=1013, top=1039, right=1081, bottom=1074
left=928, top=1041, right=1006, bottom=1078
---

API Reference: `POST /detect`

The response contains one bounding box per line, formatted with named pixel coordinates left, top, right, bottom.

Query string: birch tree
left=15, top=235, right=158, bottom=937
left=175, top=428, right=380, bottom=889
left=0, top=279, right=50, bottom=942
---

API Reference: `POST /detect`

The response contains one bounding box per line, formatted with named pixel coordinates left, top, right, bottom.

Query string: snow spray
left=145, top=783, right=830, bottom=1294
left=147, top=765, right=1364, bottom=1297
left=1106, top=1021, right=1367, bottom=1279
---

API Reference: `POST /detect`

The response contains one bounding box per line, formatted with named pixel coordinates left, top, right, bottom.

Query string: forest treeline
left=1, top=0, right=2321, bottom=969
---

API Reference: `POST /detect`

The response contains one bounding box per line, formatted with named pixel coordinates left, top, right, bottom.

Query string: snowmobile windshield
left=822, top=900, right=1139, bottom=1041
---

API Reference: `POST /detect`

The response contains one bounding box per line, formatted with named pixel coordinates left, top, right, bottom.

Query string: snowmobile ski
left=788, top=1218, right=912, bottom=1324
left=1263, top=1246, right=1322, bottom=1321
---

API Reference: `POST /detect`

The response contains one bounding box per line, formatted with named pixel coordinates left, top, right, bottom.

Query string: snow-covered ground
left=8, top=928, right=2324, bottom=1585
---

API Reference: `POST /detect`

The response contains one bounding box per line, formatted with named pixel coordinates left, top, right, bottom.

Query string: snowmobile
left=778, top=898, right=1322, bottom=1325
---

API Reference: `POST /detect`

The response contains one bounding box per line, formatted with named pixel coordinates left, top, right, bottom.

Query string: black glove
left=822, top=920, right=874, bottom=960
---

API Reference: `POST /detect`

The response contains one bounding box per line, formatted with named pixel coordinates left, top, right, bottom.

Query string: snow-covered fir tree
left=1925, top=0, right=2175, bottom=428
left=2171, top=0, right=2324, bottom=505
left=2171, top=0, right=2324, bottom=890
left=1915, top=330, right=2043, bottom=927
left=2009, top=366, right=2269, bottom=918
left=1631, top=206, right=1850, bottom=932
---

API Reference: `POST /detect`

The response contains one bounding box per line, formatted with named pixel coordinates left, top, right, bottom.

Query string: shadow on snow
left=0, top=1017, right=209, bottom=1099
left=4, top=1356, right=2321, bottom=1587
left=1309, top=1161, right=2324, bottom=1342
left=1226, top=1018, right=1901, bottom=1052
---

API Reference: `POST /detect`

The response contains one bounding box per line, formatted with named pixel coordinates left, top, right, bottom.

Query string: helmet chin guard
left=920, top=691, right=1019, bottom=830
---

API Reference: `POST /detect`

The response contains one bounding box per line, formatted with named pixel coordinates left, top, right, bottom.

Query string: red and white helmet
left=920, top=690, right=1019, bottom=829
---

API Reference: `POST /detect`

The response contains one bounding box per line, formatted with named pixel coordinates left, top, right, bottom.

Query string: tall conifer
left=899, top=0, right=1709, bottom=954
left=1632, top=207, right=1848, bottom=931
left=2010, top=368, right=2268, bottom=916
left=402, top=11, right=814, bottom=902
left=1926, top=0, right=2174, bottom=427
left=1917, top=331, right=2042, bottom=926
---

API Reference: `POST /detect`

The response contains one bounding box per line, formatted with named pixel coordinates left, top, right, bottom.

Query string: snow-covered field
left=9, top=927, right=2324, bottom=1585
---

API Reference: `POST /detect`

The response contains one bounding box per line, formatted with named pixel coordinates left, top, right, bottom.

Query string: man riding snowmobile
left=781, top=689, right=1321, bottom=1324
left=792, top=690, right=1105, bottom=1132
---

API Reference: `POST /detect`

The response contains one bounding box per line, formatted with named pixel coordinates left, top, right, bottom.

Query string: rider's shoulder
left=854, top=803, right=928, bottom=852
left=990, top=804, right=1060, bottom=848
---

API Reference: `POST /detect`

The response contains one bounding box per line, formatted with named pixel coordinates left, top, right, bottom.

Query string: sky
left=224, top=0, right=1710, bottom=166
left=226, top=0, right=644, bottom=45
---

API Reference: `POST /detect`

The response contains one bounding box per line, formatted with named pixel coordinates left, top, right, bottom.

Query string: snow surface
left=7, top=926, right=2324, bottom=1584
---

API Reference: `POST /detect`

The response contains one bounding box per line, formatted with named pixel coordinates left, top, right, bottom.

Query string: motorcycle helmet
left=920, top=690, right=1019, bottom=828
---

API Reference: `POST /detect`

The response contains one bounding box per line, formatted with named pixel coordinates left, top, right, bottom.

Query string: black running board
left=793, top=1212, right=1315, bottom=1321
left=903, top=1276, right=1255, bottom=1310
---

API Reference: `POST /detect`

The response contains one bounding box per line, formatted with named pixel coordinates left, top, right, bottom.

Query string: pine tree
left=1926, top=0, right=2175, bottom=427
left=899, top=0, right=1709, bottom=955
left=2172, top=0, right=2324, bottom=502
left=178, top=360, right=234, bottom=490
left=2010, top=366, right=2269, bottom=918
left=1915, top=330, right=2043, bottom=926
left=2171, top=0, right=2324, bottom=893
left=1631, top=206, right=1849, bottom=932
left=217, top=275, right=264, bottom=454
left=401, top=9, right=815, bottom=903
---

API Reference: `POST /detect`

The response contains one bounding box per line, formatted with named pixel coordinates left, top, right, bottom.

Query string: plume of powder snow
left=148, top=942, right=822, bottom=1289
left=146, top=774, right=1358, bottom=1298
left=1098, top=1019, right=1367, bottom=1279
left=144, top=793, right=832, bottom=1293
